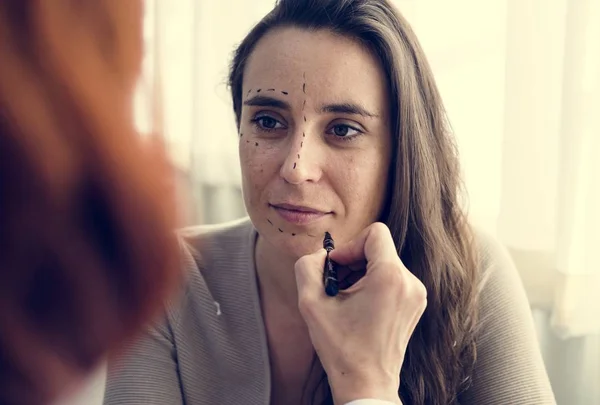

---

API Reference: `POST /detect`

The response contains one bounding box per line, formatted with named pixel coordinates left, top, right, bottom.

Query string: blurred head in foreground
left=0, top=1, right=179, bottom=404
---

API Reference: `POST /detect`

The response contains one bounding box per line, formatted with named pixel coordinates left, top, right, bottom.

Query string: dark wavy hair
left=0, top=1, right=179, bottom=404
left=228, top=0, right=479, bottom=403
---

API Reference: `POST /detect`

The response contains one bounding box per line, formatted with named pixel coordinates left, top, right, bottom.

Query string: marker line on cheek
left=265, top=217, right=315, bottom=238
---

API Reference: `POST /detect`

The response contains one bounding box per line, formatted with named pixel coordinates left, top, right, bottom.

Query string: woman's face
left=239, top=27, right=392, bottom=258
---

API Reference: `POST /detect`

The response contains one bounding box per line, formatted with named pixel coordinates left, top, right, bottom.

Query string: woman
left=104, top=0, right=556, bottom=404
left=0, top=1, right=179, bottom=404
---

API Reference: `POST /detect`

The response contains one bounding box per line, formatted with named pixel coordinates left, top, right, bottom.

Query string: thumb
left=294, top=249, right=327, bottom=301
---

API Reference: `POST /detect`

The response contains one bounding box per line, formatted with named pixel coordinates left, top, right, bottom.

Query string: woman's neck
left=255, top=234, right=302, bottom=316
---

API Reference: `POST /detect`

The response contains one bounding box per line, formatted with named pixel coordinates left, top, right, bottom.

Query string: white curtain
left=495, top=0, right=600, bottom=339
left=138, top=0, right=600, bottom=338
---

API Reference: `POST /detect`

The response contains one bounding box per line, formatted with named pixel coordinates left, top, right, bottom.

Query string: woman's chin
left=261, top=230, right=324, bottom=259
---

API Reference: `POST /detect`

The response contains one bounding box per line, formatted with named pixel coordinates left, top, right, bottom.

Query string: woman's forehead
left=243, top=27, right=388, bottom=114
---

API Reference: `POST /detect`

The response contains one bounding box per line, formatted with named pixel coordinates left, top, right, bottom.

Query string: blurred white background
left=61, top=0, right=599, bottom=404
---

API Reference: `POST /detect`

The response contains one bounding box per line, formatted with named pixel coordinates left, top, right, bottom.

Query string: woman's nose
left=279, top=129, right=323, bottom=185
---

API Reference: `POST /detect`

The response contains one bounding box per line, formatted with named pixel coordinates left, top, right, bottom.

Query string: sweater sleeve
left=458, top=231, right=556, bottom=404
left=102, top=234, right=189, bottom=405
left=102, top=312, right=185, bottom=405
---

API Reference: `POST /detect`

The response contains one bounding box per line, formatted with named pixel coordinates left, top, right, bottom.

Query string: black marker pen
left=323, top=231, right=339, bottom=297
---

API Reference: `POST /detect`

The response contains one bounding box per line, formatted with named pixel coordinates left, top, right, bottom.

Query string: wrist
left=329, top=371, right=401, bottom=405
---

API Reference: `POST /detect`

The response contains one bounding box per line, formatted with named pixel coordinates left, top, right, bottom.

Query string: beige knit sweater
left=103, top=218, right=556, bottom=404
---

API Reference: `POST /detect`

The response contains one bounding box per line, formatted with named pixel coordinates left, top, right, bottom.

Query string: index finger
left=329, top=222, right=400, bottom=266
left=294, top=248, right=328, bottom=299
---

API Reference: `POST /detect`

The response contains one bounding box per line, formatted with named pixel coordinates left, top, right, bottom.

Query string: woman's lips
left=270, top=204, right=329, bottom=225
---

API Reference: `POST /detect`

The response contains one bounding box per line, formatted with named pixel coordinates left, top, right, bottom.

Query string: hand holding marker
left=295, top=223, right=427, bottom=405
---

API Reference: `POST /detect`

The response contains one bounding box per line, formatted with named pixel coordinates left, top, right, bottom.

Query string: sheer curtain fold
left=140, top=0, right=600, bottom=336
left=498, top=0, right=599, bottom=338
left=550, top=0, right=600, bottom=338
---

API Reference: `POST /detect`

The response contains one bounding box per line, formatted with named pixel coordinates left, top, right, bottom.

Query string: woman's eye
left=253, top=115, right=284, bottom=131
left=259, top=117, right=277, bottom=129
left=329, top=124, right=361, bottom=138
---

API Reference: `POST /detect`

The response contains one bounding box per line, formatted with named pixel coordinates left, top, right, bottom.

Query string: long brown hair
left=0, top=1, right=179, bottom=404
left=228, top=0, right=479, bottom=403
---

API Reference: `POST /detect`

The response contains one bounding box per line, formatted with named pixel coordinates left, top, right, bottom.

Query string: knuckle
left=407, top=281, right=428, bottom=311
left=415, top=281, right=428, bottom=301
left=376, top=260, right=403, bottom=285
left=297, top=292, right=317, bottom=317
left=293, top=255, right=313, bottom=276
left=379, top=259, right=403, bottom=273
left=370, top=221, right=392, bottom=238
left=295, top=254, right=311, bottom=267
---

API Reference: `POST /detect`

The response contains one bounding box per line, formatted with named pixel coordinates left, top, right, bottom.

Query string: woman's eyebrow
left=243, top=96, right=379, bottom=118
left=243, top=95, right=291, bottom=110
left=319, top=102, right=379, bottom=118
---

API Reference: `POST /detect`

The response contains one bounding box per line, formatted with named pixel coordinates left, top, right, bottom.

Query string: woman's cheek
left=240, top=138, right=278, bottom=181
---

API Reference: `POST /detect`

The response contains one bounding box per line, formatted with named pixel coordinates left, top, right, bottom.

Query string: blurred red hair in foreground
left=0, top=1, right=180, bottom=404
